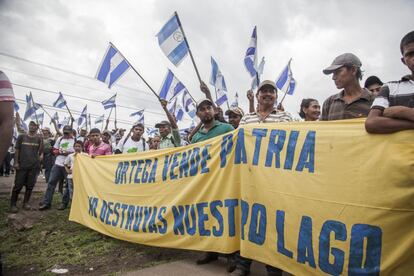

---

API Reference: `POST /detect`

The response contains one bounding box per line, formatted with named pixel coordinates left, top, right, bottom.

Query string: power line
left=0, top=51, right=158, bottom=97
left=12, top=82, right=166, bottom=116
left=0, top=65, right=160, bottom=104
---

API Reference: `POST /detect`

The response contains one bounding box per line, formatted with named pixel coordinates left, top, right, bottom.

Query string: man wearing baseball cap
left=321, top=53, right=374, bottom=121
left=191, top=99, right=234, bottom=144
left=225, top=107, right=244, bottom=129
left=234, top=80, right=291, bottom=276
left=155, top=99, right=181, bottom=149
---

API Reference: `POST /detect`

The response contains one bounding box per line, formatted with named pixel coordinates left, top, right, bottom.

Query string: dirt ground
left=0, top=174, right=200, bottom=275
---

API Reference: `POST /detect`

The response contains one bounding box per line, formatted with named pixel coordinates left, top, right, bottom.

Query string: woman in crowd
left=299, top=98, right=321, bottom=121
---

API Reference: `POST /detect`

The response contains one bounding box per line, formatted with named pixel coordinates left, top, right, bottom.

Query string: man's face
left=90, top=133, right=101, bottom=144
left=80, top=129, right=87, bottom=136
left=42, top=130, right=50, bottom=137
left=402, top=42, right=414, bottom=73
left=332, top=66, right=356, bottom=89
left=228, top=113, right=242, bottom=129
left=367, top=84, right=382, bottom=95
left=257, top=86, right=277, bottom=107
left=102, top=133, right=111, bottom=143
left=63, top=130, right=71, bottom=137
left=196, top=104, right=215, bottom=124
left=304, top=100, right=321, bottom=121
left=158, top=125, right=170, bottom=138
left=29, top=123, right=38, bottom=133
left=119, top=129, right=125, bottom=136
left=132, top=126, right=144, bottom=138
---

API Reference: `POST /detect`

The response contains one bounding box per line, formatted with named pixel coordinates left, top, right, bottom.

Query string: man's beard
left=201, top=116, right=213, bottom=124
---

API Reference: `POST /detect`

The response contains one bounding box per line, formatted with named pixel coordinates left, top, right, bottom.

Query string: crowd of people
left=0, top=30, right=413, bottom=276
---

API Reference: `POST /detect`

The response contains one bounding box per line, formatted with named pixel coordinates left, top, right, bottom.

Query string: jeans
left=43, top=154, right=55, bottom=183
left=42, top=165, right=67, bottom=207
left=63, top=178, right=73, bottom=207
left=235, top=252, right=282, bottom=274
left=10, top=167, right=39, bottom=206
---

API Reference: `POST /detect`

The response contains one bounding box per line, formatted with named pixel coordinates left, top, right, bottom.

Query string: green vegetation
left=0, top=193, right=192, bottom=275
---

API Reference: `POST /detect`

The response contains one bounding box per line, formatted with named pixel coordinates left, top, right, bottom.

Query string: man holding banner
left=234, top=80, right=292, bottom=276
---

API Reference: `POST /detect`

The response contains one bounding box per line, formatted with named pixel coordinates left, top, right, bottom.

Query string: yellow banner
left=69, top=119, right=414, bottom=275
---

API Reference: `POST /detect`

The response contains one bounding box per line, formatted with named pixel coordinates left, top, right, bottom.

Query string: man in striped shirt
left=239, top=80, right=292, bottom=126
left=365, top=30, right=414, bottom=133
left=233, top=80, right=290, bottom=276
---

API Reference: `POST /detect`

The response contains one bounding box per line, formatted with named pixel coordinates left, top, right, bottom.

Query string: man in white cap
left=321, top=53, right=374, bottom=121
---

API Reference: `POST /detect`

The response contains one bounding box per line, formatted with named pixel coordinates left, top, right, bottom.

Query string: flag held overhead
left=101, top=94, right=117, bottom=110
left=53, top=92, right=67, bottom=108
left=244, top=26, right=258, bottom=78
left=157, top=13, right=189, bottom=66
left=158, top=69, right=187, bottom=101
left=96, top=43, right=130, bottom=88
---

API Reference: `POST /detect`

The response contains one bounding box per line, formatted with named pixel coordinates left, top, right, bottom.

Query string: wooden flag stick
left=174, top=11, right=202, bottom=84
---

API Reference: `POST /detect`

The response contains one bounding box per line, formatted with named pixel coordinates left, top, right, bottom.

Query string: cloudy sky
left=0, top=0, right=413, bottom=131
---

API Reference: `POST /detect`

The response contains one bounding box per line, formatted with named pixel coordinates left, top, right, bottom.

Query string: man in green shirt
left=191, top=99, right=234, bottom=144
left=192, top=98, right=234, bottom=266
left=156, top=100, right=181, bottom=149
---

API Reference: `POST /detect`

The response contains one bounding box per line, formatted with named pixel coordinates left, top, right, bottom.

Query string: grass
left=0, top=193, right=194, bottom=275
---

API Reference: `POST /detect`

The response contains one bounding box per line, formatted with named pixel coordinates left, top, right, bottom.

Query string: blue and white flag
left=95, top=43, right=130, bottom=88
left=102, top=94, right=117, bottom=110
left=20, top=118, right=28, bottom=132
left=53, top=92, right=67, bottom=108
left=13, top=101, right=19, bottom=112
left=31, top=111, right=44, bottom=126
left=210, top=57, right=228, bottom=107
left=182, top=90, right=196, bottom=118
left=95, top=114, right=104, bottom=124
left=275, top=59, right=294, bottom=94
left=287, top=77, right=296, bottom=95
left=130, top=110, right=145, bottom=124
left=244, top=26, right=257, bottom=78
left=24, top=93, right=41, bottom=121
left=50, top=112, right=59, bottom=125
left=230, top=92, right=239, bottom=108
left=251, top=56, right=265, bottom=89
left=167, top=96, right=184, bottom=122
left=158, top=69, right=187, bottom=101
left=77, top=105, right=87, bottom=127
left=59, top=117, right=70, bottom=129
left=146, top=127, right=159, bottom=137
left=157, top=13, right=189, bottom=66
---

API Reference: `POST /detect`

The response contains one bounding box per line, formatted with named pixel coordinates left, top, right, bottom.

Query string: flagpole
left=64, top=103, right=74, bottom=123
left=278, top=58, right=293, bottom=107
left=101, top=115, right=105, bottom=131
left=105, top=106, right=114, bottom=130
left=29, top=92, right=40, bottom=127
left=114, top=104, right=118, bottom=130
left=174, top=11, right=202, bottom=84
left=109, top=42, right=160, bottom=100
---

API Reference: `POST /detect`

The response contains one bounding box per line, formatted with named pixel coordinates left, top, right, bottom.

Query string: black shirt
left=15, top=134, right=42, bottom=169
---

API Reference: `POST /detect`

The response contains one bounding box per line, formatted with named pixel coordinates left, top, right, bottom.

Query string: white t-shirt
left=116, top=136, right=148, bottom=154
left=64, top=152, right=87, bottom=179
left=54, top=137, right=75, bottom=166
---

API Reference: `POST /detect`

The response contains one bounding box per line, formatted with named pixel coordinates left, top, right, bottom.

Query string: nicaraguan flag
left=287, top=77, right=296, bottom=95
left=244, top=26, right=257, bottom=78
left=251, top=56, right=265, bottom=89
left=146, top=127, right=159, bottom=137
left=130, top=110, right=145, bottom=124
left=24, top=93, right=41, bottom=121
left=167, top=96, right=184, bottom=122
left=95, top=114, right=104, bottom=124
left=157, top=13, right=189, bottom=66
left=230, top=92, right=239, bottom=108
left=20, top=118, right=28, bottom=131
left=159, top=69, right=187, bottom=101
left=102, top=94, right=117, bottom=110
left=31, top=111, right=44, bottom=126
left=276, top=59, right=295, bottom=94
left=77, top=105, right=87, bottom=127
left=13, top=101, right=19, bottom=112
left=53, top=92, right=67, bottom=108
left=59, top=117, right=70, bottom=129
left=50, top=112, right=59, bottom=125
left=214, top=73, right=228, bottom=107
left=96, top=43, right=130, bottom=88
left=182, top=90, right=196, bottom=118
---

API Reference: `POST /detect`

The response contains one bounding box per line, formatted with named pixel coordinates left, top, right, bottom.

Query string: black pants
left=1, top=152, right=11, bottom=175
left=10, top=167, right=39, bottom=206
left=235, top=251, right=282, bottom=274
